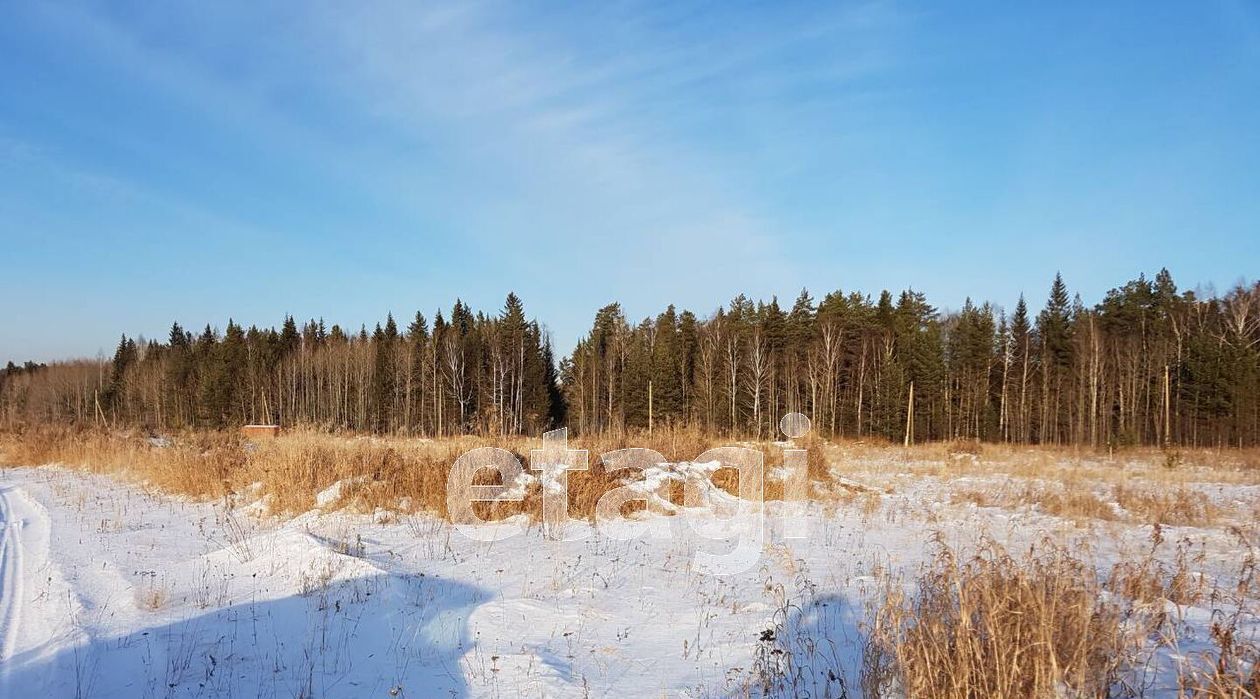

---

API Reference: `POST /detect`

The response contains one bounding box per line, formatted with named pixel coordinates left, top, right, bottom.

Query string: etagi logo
left=446, top=413, right=813, bottom=576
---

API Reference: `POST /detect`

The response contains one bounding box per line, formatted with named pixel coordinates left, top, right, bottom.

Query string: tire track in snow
left=0, top=486, right=25, bottom=684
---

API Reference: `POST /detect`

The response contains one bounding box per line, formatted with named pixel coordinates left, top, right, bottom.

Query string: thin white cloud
left=7, top=0, right=909, bottom=353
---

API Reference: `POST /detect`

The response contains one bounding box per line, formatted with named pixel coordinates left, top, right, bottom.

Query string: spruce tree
left=1036, top=273, right=1075, bottom=443
left=104, top=334, right=137, bottom=416
left=371, top=321, right=396, bottom=433
left=280, top=315, right=299, bottom=354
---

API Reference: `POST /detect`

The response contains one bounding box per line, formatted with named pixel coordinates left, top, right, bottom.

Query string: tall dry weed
left=863, top=535, right=1139, bottom=699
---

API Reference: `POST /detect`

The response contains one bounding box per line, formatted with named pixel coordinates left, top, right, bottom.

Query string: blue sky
left=2, top=1, right=1258, bottom=362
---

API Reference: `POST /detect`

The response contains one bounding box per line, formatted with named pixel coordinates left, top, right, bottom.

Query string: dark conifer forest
left=3, top=272, right=1258, bottom=447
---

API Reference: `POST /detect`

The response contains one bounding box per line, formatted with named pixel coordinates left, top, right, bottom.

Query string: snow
left=0, top=462, right=1255, bottom=697
left=314, top=476, right=369, bottom=509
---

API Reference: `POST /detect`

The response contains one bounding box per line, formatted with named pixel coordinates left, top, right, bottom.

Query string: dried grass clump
left=863, top=536, right=1137, bottom=699
left=1107, top=527, right=1208, bottom=607
left=567, top=426, right=717, bottom=515
left=1179, top=613, right=1260, bottom=697
left=1038, top=487, right=1119, bottom=522
left=950, top=484, right=1118, bottom=523
left=248, top=434, right=470, bottom=514
left=950, top=488, right=997, bottom=508
left=572, top=426, right=716, bottom=464
left=946, top=439, right=984, bottom=457
left=565, top=428, right=835, bottom=514
left=1175, top=537, right=1260, bottom=697
left=1, top=425, right=838, bottom=520
left=0, top=426, right=480, bottom=516
left=135, top=573, right=170, bottom=611
left=0, top=426, right=244, bottom=498
left=1114, top=484, right=1221, bottom=527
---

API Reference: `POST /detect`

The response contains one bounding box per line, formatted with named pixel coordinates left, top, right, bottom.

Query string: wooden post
left=904, top=381, right=914, bottom=447
left=648, top=379, right=654, bottom=435
left=1163, top=364, right=1171, bottom=447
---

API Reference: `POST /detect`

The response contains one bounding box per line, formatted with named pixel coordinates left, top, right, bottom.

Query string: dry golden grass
left=950, top=478, right=1246, bottom=528
left=861, top=532, right=1260, bottom=698
left=0, top=426, right=471, bottom=515
left=951, top=483, right=1120, bottom=523
left=2, top=427, right=1254, bottom=528
left=863, top=535, right=1140, bottom=699
left=1179, top=616, right=1260, bottom=697
left=1113, top=483, right=1222, bottom=527
left=4, top=427, right=1258, bottom=694
left=1106, top=526, right=1210, bottom=607
left=950, top=481, right=1241, bottom=529
left=827, top=440, right=1260, bottom=486
left=1040, top=488, right=1119, bottom=522
left=0, top=425, right=830, bottom=519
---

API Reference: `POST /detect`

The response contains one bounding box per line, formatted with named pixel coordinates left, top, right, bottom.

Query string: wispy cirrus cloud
left=24, top=1, right=1259, bottom=363
left=259, top=1, right=907, bottom=313
left=2, top=0, right=912, bottom=357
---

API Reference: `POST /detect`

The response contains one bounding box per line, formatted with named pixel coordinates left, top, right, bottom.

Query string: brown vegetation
left=4, top=427, right=1258, bottom=695
left=4, top=426, right=1256, bottom=528
left=863, top=535, right=1140, bottom=698
left=1113, top=483, right=1222, bottom=527
left=0, top=425, right=828, bottom=518
left=862, top=534, right=1260, bottom=698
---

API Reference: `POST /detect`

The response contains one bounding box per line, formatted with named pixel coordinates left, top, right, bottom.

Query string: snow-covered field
left=0, top=454, right=1256, bottom=698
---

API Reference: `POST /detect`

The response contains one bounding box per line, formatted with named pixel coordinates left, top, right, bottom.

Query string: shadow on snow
left=5, top=571, right=489, bottom=699
left=735, top=593, right=867, bottom=699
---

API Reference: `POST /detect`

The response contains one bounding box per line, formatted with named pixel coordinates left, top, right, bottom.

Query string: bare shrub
left=1178, top=610, right=1260, bottom=697
left=298, top=559, right=339, bottom=596
left=1107, top=527, right=1208, bottom=607
left=222, top=510, right=254, bottom=563
left=325, top=526, right=366, bottom=558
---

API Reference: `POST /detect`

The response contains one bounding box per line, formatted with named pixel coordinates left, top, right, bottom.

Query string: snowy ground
left=0, top=457, right=1256, bottom=698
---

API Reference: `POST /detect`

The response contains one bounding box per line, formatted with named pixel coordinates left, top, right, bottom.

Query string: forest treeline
left=2, top=271, right=1258, bottom=447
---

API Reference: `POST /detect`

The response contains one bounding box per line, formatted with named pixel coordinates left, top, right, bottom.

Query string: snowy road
left=0, top=487, right=22, bottom=681
left=0, top=484, right=72, bottom=698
